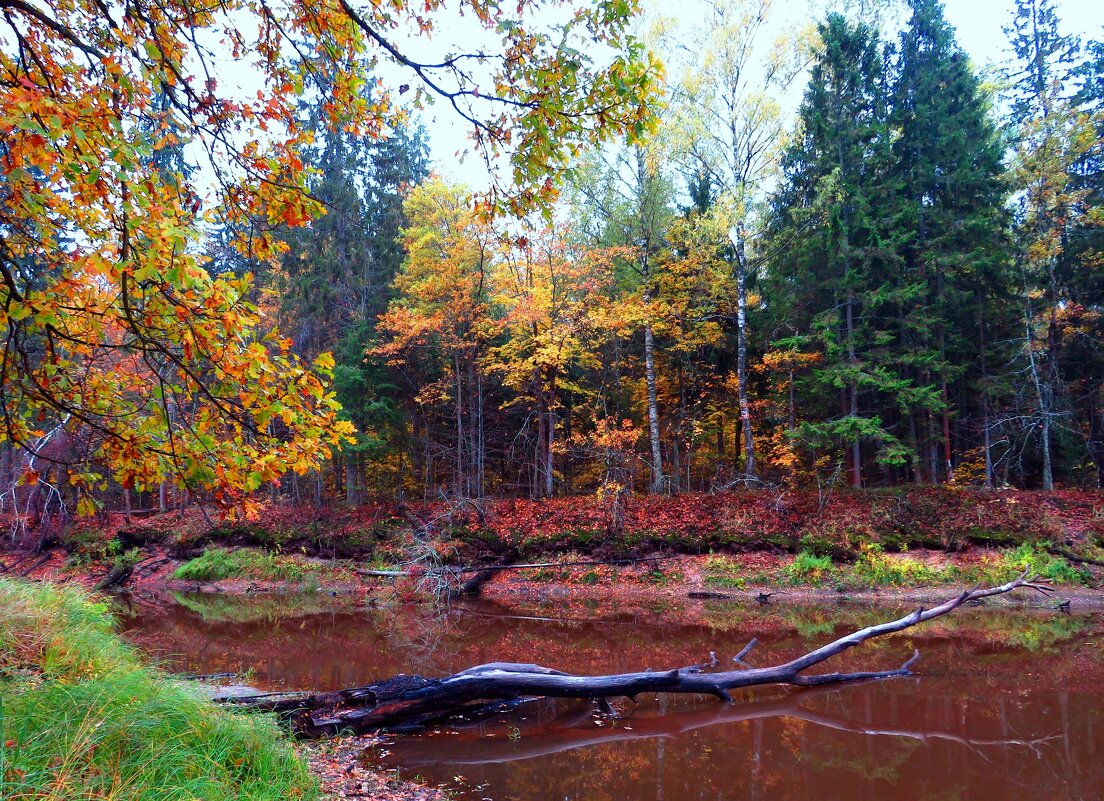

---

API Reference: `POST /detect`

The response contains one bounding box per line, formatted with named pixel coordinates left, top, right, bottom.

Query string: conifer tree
left=768, top=14, right=917, bottom=486
left=890, top=0, right=1008, bottom=483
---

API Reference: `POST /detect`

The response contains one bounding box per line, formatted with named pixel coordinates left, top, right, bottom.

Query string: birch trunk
left=643, top=284, right=664, bottom=493
left=734, top=234, right=755, bottom=479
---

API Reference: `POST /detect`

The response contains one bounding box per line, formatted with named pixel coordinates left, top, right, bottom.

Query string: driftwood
left=220, top=571, right=1050, bottom=738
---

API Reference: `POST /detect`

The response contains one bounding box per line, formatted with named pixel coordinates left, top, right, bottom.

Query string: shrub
left=173, top=548, right=312, bottom=583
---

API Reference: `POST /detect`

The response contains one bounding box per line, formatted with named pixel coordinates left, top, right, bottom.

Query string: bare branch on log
left=220, top=571, right=1051, bottom=737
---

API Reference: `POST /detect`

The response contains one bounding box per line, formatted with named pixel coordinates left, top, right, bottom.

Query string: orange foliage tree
left=491, top=229, right=622, bottom=497
left=0, top=0, right=660, bottom=513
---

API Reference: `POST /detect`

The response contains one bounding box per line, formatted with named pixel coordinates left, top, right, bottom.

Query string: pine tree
left=271, top=69, right=429, bottom=500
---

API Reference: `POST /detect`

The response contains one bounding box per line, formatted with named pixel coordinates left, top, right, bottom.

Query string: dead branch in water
left=220, top=571, right=1051, bottom=737
left=389, top=683, right=1057, bottom=766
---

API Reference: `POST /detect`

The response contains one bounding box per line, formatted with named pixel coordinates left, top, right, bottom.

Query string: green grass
left=849, top=543, right=940, bottom=587
left=0, top=578, right=318, bottom=801
left=701, top=554, right=747, bottom=590
left=786, top=551, right=836, bottom=585
left=1001, top=542, right=1090, bottom=585
left=172, top=548, right=331, bottom=583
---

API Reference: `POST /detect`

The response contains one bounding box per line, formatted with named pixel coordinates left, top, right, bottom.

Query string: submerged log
left=219, top=571, right=1050, bottom=737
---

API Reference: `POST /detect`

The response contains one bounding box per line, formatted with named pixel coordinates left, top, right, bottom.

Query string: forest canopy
left=0, top=0, right=1101, bottom=523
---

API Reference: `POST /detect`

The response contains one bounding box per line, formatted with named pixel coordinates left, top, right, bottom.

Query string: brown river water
left=117, top=593, right=1104, bottom=801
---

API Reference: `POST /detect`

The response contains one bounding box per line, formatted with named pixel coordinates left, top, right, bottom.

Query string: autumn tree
left=1005, top=0, right=1099, bottom=488
left=372, top=179, right=496, bottom=499
left=570, top=147, right=677, bottom=493
left=651, top=213, right=731, bottom=489
left=1069, top=37, right=1104, bottom=485
left=0, top=0, right=660, bottom=515
left=665, top=0, right=810, bottom=481
left=490, top=229, right=620, bottom=497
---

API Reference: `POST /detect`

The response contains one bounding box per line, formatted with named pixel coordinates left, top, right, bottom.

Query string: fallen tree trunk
left=93, top=562, right=133, bottom=591
left=356, top=555, right=678, bottom=580
left=219, top=571, right=1050, bottom=737
left=1047, top=545, right=1104, bottom=568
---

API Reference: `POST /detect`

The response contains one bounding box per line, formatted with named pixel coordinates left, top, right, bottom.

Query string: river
left=117, top=591, right=1104, bottom=801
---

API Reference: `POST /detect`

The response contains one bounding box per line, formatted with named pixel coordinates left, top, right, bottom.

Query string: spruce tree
left=889, top=0, right=1009, bottom=483
left=767, top=14, right=917, bottom=485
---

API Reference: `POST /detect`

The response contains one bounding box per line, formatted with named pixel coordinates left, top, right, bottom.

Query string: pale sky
left=424, top=0, right=1104, bottom=188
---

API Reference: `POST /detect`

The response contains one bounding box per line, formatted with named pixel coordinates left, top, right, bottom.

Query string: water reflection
left=118, top=593, right=1104, bottom=801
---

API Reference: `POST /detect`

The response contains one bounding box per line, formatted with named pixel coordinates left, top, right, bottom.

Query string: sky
left=423, top=0, right=1104, bottom=188
left=946, top=0, right=1102, bottom=68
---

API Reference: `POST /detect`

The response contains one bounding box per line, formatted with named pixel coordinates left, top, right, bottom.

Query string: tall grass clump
left=1002, top=542, right=1089, bottom=585
left=849, top=543, right=941, bottom=587
left=0, top=578, right=318, bottom=800
left=786, top=551, right=836, bottom=584
left=173, top=548, right=312, bottom=582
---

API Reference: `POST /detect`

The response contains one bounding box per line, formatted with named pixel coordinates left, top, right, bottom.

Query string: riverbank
left=7, top=534, right=1102, bottom=612
left=0, top=578, right=318, bottom=800
left=0, top=577, right=447, bottom=801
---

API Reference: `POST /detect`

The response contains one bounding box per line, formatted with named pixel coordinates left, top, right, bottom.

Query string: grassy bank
left=0, top=578, right=318, bottom=801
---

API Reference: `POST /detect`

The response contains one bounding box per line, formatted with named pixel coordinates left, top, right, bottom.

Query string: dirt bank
left=6, top=536, right=1101, bottom=613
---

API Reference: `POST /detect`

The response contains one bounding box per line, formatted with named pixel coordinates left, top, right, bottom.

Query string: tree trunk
left=643, top=298, right=664, bottom=493
left=734, top=240, right=756, bottom=479
left=454, top=353, right=465, bottom=496
left=846, top=289, right=860, bottom=488
left=942, top=381, right=953, bottom=481
left=345, top=457, right=361, bottom=505
left=979, top=315, right=994, bottom=488
left=541, top=376, right=556, bottom=499
left=224, top=572, right=1048, bottom=737
left=1024, top=303, right=1054, bottom=490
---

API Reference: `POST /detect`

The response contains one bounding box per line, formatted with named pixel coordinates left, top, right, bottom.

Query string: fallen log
left=355, top=555, right=680, bottom=579
left=221, top=570, right=1050, bottom=737
left=93, top=562, right=133, bottom=591
left=1047, top=545, right=1104, bottom=568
